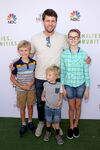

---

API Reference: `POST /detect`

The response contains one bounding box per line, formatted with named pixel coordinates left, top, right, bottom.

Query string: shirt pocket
left=55, top=88, right=60, bottom=94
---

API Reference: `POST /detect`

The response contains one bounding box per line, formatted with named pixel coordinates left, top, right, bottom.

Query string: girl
left=61, top=29, right=90, bottom=139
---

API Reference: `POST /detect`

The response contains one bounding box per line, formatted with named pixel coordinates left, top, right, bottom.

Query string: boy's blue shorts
left=45, top=105, right=61, bottom=123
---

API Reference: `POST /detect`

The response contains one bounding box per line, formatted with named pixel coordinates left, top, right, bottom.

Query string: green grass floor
left=0, top=118, right=100, bottom=150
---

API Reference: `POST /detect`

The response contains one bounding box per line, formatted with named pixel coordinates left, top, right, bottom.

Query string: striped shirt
left=12, top=57, right=36, bottom=92
left=60, top=48, right=90, bottom=87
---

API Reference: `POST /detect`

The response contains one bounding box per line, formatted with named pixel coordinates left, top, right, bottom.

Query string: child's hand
left=41, top=96, right=45, bottom=102
left=21, top=85, right=30, bottom=90
left=55, top=100, right=62, bottom=108
left=26, top=82, right=33, bottom=89
left=84, top=87, right=89, bottom=100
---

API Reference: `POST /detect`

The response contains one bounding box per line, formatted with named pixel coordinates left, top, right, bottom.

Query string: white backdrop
left=0, top=0, right=100, bottom=119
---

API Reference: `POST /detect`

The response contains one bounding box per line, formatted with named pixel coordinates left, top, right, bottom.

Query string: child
left=61, top=29, right=90, bottom=139
left=41, top=65, right=64, bottom=145
left=10, top=40, right=36, bottom=137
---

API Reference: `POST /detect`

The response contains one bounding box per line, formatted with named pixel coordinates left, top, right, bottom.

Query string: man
left=31, top=9, right=68, bottom=137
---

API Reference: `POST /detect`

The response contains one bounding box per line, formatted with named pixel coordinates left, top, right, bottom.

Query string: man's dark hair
left=42, top=9, right=58, bottom=21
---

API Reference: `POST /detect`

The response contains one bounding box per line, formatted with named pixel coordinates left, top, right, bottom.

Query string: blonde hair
left=46, top=65, right=60, bottom=76
left=17, top=40, right=31, bottom=51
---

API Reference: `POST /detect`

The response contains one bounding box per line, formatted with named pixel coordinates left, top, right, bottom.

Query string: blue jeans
left=35, top=78, right=46, bottom=121
left=64, top=83, right=86, bottom=99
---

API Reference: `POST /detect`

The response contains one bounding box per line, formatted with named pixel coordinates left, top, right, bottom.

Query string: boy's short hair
left=68, top=29, right=81, bottom=38
left=17, top=40, right=31, bottom=51
left=42, top=9, right=58, bottom=21
left=46, top=65, right=60, bottom=76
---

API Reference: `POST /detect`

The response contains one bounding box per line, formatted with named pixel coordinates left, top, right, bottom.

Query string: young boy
left=61, top=29, right=90, bottom=139
left=41, top=65, right=64, bottom=145
left=10, top=40, right=36, bottom=137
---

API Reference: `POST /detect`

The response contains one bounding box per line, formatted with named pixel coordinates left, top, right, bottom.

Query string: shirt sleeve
left=83, top=53, right=90, bottom=87
left=31, top=36, right=36, bottom=54
left=63, top=35, right=68, bottom=50
left=60, top=52, right=66, bottom=85
left=43, top=82, right=46, bottom=91
left=11, top=63, right=17, bottom=75
left=34, top=60, right=36, bottom=71
left=60, top=83, right=63, bottom=93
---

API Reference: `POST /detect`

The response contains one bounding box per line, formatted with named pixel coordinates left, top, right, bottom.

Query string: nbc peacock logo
left=7, top=13, right=17, bottom=24
left=70, top=11, right=80, bottom=21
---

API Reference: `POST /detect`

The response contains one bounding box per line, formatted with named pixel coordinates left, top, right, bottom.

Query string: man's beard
left=45, top=27, right=55, bottom=33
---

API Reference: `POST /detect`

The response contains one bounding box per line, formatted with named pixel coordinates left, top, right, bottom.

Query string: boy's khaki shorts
left=17, top=90, right=36, bottom=108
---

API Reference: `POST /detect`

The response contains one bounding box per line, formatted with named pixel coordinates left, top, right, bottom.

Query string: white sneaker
left=35, top=122, right=44, bottom=137
left=52, top=124, right=63, bottom=136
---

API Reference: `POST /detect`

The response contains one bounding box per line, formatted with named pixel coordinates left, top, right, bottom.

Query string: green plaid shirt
left=61, top=48, right=90, bottom=87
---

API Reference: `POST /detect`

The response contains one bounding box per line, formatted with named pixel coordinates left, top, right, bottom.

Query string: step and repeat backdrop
left=0, top=0, right=100, bottom=119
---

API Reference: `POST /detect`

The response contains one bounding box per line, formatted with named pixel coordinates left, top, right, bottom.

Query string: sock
left=46, top=127, right=51, bottom=132
left=22, top=122, right=26, bottom=126
left=28, top=120, right=32, bottom=123
left=56, top=129, right=59, bottom=135
left=39, top=121, right=44, bottom=124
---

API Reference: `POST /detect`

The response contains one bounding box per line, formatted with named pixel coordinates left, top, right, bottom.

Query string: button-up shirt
left=61, top=48, right=90, bottom=87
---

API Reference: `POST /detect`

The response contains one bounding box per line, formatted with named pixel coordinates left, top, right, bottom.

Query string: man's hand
left=9, top=63, right=15, bottom=71
left=85, top=56, right=91, bottom=64
left=9, top=59, right=18, bottom=71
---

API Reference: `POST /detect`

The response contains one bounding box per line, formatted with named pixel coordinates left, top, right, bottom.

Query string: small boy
left=41, top=65, right=64, bottom=145
left=10, top=40, right=36, bottom=137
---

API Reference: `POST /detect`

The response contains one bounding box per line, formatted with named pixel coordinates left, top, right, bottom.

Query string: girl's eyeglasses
left=46, top=37, right=51, bottom=47
left=69, top=36, right=79, bottom=40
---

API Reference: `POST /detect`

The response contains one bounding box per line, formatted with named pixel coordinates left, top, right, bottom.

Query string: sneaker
left=19, top=125, right=27, bottom=137
left=35, top=122, right=44, bottom=137
left=44, top=131, right=51, bottom=141
left=73, top=127, right=80, bottom=138
left=67, top=128, right=73, bottom=140
left=52, top=124, right=63, bottom=136
left=28, top=122, right=35, bottom=133
left=56, top=135, right=64, bottom=145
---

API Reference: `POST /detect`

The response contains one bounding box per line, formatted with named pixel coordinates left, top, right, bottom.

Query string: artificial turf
left=0, top=118, right=100, bottom=150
